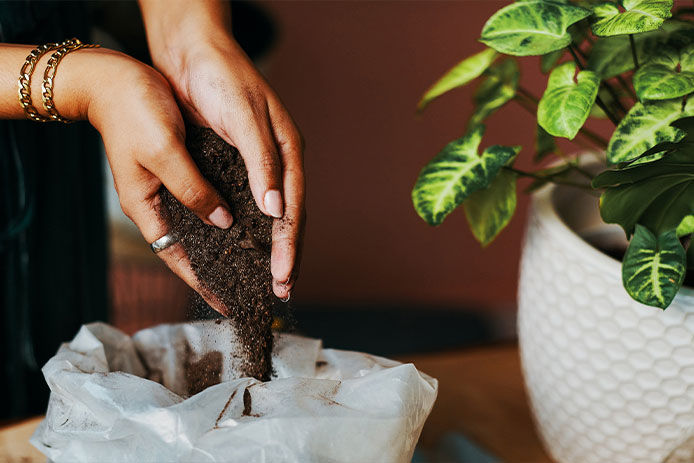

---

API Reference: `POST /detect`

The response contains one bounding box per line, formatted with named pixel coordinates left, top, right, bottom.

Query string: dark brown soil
left=160, top=125, right=275, bottom=381
left=185, top=347, right=223, bottom=396
left=242, top=387, right=253, bottom=416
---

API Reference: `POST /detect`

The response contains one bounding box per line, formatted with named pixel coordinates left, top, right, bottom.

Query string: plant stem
left=601, top=81, right=628, bottom=116
left=575, top=44, right=631, bottom=109
left=568, top=44, right=620, bottom=126
left=675, top=7, right=694, bottom=17
left=514, top=88, right=609, bottom=148
left=616, top=75, right=638, bottom=101
left=573, top=44, right=589, bottom=61
left=553, top=151, right=595, bottom=180
left=517, top=86, right=539, bottom=104
left=503, top=166, right=593, bottom=190
left=629, top=34, right=639, bottom=69
left=567, top=43, right=586, bottom=69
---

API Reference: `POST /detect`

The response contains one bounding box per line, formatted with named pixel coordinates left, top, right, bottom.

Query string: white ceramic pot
left=518, top=184, right=694, bottom=463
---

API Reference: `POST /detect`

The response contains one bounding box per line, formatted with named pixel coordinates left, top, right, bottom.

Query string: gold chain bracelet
left=41, top=39, right=100, bottom=123
left=17, top=37, right=100, bottom=123
left=18, top=38, right=78, bottom=122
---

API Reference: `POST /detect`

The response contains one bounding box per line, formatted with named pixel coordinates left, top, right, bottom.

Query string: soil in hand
left=160, top=125, right=275, bottom=381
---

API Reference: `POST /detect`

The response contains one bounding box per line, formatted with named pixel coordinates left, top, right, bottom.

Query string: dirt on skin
left=160, top=125, right=275, bottom=382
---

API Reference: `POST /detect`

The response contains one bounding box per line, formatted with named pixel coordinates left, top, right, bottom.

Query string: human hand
left=77, top=48, right=247, bottom=309
left=142, top=6, right=305, bottom=300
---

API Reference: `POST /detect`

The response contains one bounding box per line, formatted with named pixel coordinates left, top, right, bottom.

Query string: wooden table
left=0, top=345, right=551, bottom=463
left=406, top=344, right=552, bottom=463
left=0, top=416, right=44, bottom=463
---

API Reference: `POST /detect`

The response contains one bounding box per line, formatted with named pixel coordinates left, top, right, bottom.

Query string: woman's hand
left=140, top=0, right=305, bottom=300
left=0, top=36, right=300, bottom=305
left=72, top=48, right=246, bottom=308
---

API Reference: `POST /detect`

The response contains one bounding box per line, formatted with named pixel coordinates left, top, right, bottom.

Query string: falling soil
left=160, top=125, right=275, bottom=382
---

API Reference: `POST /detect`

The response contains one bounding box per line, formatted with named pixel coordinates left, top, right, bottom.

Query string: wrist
left=139, top=0, right=236, bottom=78
left=70, top=49, right=159, bottom=129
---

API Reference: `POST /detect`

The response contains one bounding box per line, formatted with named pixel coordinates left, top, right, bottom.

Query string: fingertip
left=271, top=249, right=293, bottom=284
left=273, top=279, right=292, bottom=301
left=208, top=205, right=234, bottom=229
left=264, top=189, right=284, bottom=218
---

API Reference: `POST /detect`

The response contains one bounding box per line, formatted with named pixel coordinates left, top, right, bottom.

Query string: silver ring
left=150, top=232, right=178, bottom=254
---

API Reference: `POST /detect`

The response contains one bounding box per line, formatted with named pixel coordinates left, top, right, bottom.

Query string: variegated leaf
left=634, top=45, right=694, bottom=100
left=463, top=170, right=517, bottom=246
left=538, top=62, right=600, bottom=139
left=587, top=20, right=694, bottom=79
left=622, top=225, right=685, bottom=309
left=480, top=0, right=591, bottom=56
left=605, top=99, right=694, bottom=164
left=470, top=59, right=519, bottom=127
left=412, top=125, right=521, bottom=226
left=591, top=0, right=673, bottom=37
left=418, top=48, right=498, bottom=111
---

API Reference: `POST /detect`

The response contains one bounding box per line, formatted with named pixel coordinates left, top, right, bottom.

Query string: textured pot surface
left=518, top=185, right=694, bottom=463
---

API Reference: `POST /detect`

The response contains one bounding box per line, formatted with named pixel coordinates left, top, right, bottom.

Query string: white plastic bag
left=31, top=321, right=437, bottom=463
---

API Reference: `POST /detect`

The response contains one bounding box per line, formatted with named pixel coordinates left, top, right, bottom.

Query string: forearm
left=0, top=43, right=96, bottom=121
left=139, top=0, right=235, bottom=73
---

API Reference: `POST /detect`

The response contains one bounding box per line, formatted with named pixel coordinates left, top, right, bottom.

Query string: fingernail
left=264, top=190, right=283, bottom=218
left=208, top=206, right=233, bottom=229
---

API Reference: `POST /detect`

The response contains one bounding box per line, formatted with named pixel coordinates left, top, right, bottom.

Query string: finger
left=221, top=101, right=284, bottom=219
left=268, top=101, right=306, bottom=299
left=116, top=167, right=229, bottom=315
left=139, top=133, right=234, bottom=229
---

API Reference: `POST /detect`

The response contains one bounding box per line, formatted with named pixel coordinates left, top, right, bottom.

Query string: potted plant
left=413, top=1, right=694, bottom=462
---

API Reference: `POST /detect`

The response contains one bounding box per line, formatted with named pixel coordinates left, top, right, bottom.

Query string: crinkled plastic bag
left=31, top=321, right=438, bottom=462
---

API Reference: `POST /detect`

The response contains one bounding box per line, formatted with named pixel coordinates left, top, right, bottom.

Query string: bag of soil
left=30, top=321, right=438, bottom=463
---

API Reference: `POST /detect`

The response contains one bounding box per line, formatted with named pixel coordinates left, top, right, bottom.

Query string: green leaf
left=418, top=48, right=498, bottom=111
left=589, top=87, right=624, bottom=119
left=541, top=49, right=564, bottom=73
left=605, top=99, right=693, bottom=164
left=594, top=150, right=694, bottom=236
left=622, top=225, right=685, bottom=309
left=633, top=45, right=694, bottom=100
left=677, top=215, right=694, bottom=236
left=540, top=20, right=589, bottom=74
left=470, top=59, right=519, bottom=127
left=588, top=20, right=694, bottom=79
left=535, top=125, right=557, bottom=161
left=464, top=170, right=517, bottom=246
left=480, top=0, right=591, bottom=56
left=412, top=125, right=521, bottom=226
left=623, top=116, right=694, bottom=165
left=538, top=62, right=600, bottom=139
left=591, top=0, right=673, bottom=37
